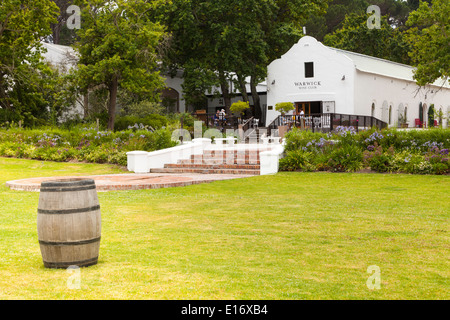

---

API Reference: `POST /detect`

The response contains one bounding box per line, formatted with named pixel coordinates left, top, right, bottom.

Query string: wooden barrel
left=37, top=179, right=101, bottom=268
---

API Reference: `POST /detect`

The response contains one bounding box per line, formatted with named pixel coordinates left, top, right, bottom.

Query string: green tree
left=160, top=0, right=327, bottom=118
left=0, top=0, right=60, bottom=124
left=74, top=0, right=166, bottom=130
left=50, top=0, right=79, bottom=45
left=324, top=13, right=412, bottom=64
left=305, top=0, right=415, bottom=41
left=406, top=0, right=449, bottom=86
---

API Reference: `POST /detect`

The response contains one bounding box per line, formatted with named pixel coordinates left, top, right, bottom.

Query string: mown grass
left=0, top=157, right=448, bottom=299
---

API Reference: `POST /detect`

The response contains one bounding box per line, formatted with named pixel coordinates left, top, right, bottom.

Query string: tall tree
left=74, top=0, right=166, bottom=130
left=160, top=0, right=327, bottom=118
left=0, top=0, right=59, bottom=122
left=323, top=13, right=412, bottom=65
left=406, top=0, right=449, bottom=86
left=305, top=0, right=415, bottom=41
left=50, top=0, right=71, bottom=44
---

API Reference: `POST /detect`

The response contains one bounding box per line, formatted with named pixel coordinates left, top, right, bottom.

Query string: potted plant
left=399, top=113, right=408, bottom=128
left=275, top=102, right=295, bottom=115
left=230, top=100, right=250, bottom=123
left=275, top=102, right=295, bottom=138
left=435, top=108, right=446, bottom=127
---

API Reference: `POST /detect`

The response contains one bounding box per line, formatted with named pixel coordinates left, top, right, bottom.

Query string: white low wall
left=126, top=138, right=211, bottom=173
left=259, top=143, right=285, bottom=175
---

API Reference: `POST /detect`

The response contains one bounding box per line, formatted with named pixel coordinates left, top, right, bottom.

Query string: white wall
left=354, top=71, right=450, bottom=128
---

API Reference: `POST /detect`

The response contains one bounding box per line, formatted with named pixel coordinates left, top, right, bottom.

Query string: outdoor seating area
left=267, top=113, right=388, bottom=135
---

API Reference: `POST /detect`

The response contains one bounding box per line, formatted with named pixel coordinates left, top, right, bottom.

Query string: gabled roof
left=327, top=46, right=449, bottom=89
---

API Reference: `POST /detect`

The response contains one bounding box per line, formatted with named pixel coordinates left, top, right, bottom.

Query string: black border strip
left=39, top=236, right=101, bottom=246
left=37, top=205, right=100, bottom=215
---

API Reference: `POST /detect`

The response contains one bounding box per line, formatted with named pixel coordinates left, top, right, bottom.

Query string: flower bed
left=280, top=127, right=450, bottom=174
left=0, top=126, right=176, bottom=166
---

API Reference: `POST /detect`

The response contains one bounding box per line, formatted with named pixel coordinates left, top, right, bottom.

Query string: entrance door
left=295, top=101, right=321, bottom=115
left=296, top=102, right=310, bottom=115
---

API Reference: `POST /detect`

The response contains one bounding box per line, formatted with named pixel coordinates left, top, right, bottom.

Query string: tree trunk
left=83, top=92, right=89, bottom=119
left=107, top=76, right=118, bottom=131
left=51, top=23, right=61, bottom=44
left=0, top=75, right=11, bottom=110
left=250, top=75, right=262, bottom=121
left=218, top=71, right=232, bottom=113
left=236, top=74, right=249, bottom=103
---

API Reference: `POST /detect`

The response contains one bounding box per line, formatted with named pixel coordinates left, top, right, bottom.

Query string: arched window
left=161, top=87, right=180, bottom=113
left=371, top=103, right=375, bottom=117
left=398, top=103, right=404, bottom=124
left=389, top=105, right=392, bottom=124
left=382, top=101, right=388, bottom=123
left=422, top=103, right=428, bottom=126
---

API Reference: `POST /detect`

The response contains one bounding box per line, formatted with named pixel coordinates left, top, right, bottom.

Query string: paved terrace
left=6, top=172, right=256, bottom=192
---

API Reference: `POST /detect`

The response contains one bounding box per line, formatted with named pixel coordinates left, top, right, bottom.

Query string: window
left=389, top=105, right=392, bottom=124
left=305, top=62, right=314, bottom=78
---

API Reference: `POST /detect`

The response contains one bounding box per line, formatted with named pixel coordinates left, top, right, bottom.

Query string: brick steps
left=150, top=167, right=260, bottom=175
left=165, top=163, right=260, bottom=170
left=178, top=159, right=261, bottom=165
left=148, top=148, right=270, bottom=175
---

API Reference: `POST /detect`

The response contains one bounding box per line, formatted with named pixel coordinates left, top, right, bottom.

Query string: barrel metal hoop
left=39, top=236, right=101, bottom=246
left=40, top=185, right=96, bottom=192
left=37, top=205, right=100, bottom=215
left=43, top=257, right=98, bottom=269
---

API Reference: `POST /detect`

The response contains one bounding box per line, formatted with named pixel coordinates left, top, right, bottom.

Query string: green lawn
left=0, top=157, right=448, bottom=299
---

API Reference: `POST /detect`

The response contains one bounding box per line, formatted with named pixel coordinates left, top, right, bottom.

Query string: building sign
left=294, top=81, right=322, bottom=90
left=323, top=101, right=335, bottom=113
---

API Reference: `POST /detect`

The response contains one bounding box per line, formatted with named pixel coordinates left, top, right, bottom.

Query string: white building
left=265, top=36, right=450, bottom=128
left=41, top=38, right=450, bottom=129
left=205, top=77, right=267, bottom=115
left=41, top=42, right=85, bottom=120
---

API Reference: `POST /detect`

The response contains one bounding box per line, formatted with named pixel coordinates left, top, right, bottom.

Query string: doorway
left=295, top=101, right=322, bottom=115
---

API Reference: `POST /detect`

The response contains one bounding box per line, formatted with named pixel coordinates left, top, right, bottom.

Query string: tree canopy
left=74, top=0, right=167, bottom=130
left=324, top=12, right=412, bottom=65
left=160, top=0, right=327, bottom=118
left=0, top=0, right=60, bottom=125
left=406, top=0, right=449, bottom=86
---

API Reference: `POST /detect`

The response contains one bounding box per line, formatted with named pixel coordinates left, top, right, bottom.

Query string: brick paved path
left=6, top=172, right=256, bottom=192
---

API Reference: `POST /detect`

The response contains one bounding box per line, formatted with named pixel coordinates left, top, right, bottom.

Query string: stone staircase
left=245, top=127, right=270, bottom=143
left=150, top=148, right=270, bottom=175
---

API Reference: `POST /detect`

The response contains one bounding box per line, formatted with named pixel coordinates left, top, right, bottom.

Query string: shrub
left=284, top=128, right=328, bottom=152
left=0, top=126, right=175, bottom=166
left=275, top=102, right=295, bottom=115
left=114, top=114, right=168, bottom=131
left=279, top=150, right=314, bottom=171
left=363, top=143, right=395, bottom=173
left=327, top=144, right=363, bottom=172
left=230, top=100, right=250, bottom=115
left=424, top=147, right=449, bottom=174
